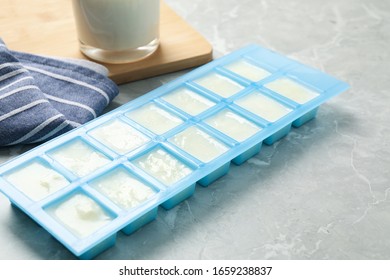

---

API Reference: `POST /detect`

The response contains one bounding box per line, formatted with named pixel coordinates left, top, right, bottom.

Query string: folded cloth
left=0, top=38, right=119, bottom=146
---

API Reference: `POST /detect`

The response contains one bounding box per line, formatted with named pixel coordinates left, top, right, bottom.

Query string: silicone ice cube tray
left=0, top=44, right=349, bottom=259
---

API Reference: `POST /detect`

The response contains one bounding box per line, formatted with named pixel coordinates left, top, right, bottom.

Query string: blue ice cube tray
left=0, top=44, right=349, bottom=259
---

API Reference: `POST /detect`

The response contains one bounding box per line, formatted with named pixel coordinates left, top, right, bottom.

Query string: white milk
left=5, top=161, right=69, bottom=201
left=170, top=126, right=229, bottom=163
left=134, top=148, right=192, bottom=186
left=194, top=73, right=244, bottom=98
left=47, top=193, right=112, bottom=238
left=72, top=0, right=159, bottom=51
left=126, top=103, right=183, bottom=135
left=235, top=91, right=292, bottom=122
left=89, top=119, right=149, bottom=154
left=49, top=140, right=110, bottom=177
left=224, top=60, right=270, bottom=82
left=161, top=87, right=215, bottom=116
left=90, top=168, right=155, bottom=210
left=264, top=78, right=319, bottom=104
left=205, top=109, right=261, bottom=142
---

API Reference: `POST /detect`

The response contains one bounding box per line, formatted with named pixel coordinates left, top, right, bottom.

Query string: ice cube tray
left=0, top=44, right=349, bottom=259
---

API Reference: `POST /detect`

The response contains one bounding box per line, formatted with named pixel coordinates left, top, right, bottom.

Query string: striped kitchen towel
left=0, top=38, right=119, bottom=146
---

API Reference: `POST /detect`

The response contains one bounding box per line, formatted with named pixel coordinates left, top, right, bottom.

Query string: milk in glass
left=72, top=0, right=160, bottom=63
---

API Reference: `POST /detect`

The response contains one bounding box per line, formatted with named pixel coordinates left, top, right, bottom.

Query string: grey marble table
left=1, top=0, right=389, bottom=260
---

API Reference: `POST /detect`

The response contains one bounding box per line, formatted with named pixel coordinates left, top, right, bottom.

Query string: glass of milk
left=71, top=0, right=160, bottom=64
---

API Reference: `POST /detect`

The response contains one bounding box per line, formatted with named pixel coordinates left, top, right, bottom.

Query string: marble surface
left=1, top=0, right=389, bottom=260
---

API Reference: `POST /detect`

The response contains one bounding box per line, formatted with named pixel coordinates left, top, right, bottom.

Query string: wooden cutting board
left=0, top=0, right=213, bottom=84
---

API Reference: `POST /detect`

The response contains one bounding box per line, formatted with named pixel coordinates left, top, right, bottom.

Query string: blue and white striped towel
left=0, top=38, right=119, bottom=146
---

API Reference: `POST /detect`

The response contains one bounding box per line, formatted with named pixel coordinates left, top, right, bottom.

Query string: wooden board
left=0, top=0, right=213, bottom=84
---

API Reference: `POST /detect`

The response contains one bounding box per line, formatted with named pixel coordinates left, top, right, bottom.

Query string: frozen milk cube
left=89, top=119, right=149, bottom=154
left=126, top=103, right=183, bottom=135
left=170, top=126, right=229, bottom=163
left=205, top=109, right=261, bottom=142
left=161, top=87, right=216, bottom=116
left=235, top=91, right=292, bottom=122
left=47, top=193, right=113, bottom=238
left=4, top=161, right=69, bottom=201
left=49, top=139, right=110, bottom=177
left=264, top=78, right=319, bottom=104
left=90, top=167, right=156, bottom=210
left=193, top=72, right=244, bottom=98
left=224, top=59, right=270, bottom=82
left=134, top=148, right=192, bottom=186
